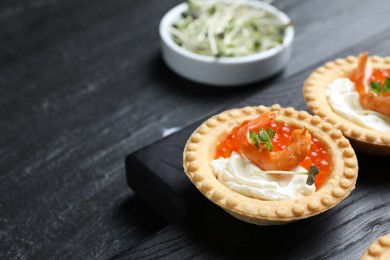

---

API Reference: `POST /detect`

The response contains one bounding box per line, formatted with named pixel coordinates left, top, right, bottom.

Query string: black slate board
left=121, top=33, right=390, bottom=259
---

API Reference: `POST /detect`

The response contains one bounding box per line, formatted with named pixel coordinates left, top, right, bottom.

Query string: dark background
left=1, top=0, right=390, bottom=259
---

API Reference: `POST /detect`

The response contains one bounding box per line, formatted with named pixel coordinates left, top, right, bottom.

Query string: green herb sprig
left=370, top=77, right=390, bottom=95
left=249, top=128, right=276, bottom=151
left=253, top=165, right=320, bottom=186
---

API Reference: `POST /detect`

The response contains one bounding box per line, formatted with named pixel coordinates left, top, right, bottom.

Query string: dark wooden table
left=2, top=0, right=390, bottom=259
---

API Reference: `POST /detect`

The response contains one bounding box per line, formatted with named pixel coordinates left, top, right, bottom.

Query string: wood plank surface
left=1, top=0, right=390, bottom=259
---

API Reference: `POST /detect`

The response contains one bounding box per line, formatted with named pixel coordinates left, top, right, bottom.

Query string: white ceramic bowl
left=159, top=1, right=294, bottom=87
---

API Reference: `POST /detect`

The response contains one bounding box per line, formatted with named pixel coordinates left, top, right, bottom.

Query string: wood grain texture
left=1, top=0, right=390, bottom=258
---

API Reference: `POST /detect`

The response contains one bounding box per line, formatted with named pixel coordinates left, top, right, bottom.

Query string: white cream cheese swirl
left=211, top=152, right=315, bottom=200
left=326, top=78, right=390, bottom=132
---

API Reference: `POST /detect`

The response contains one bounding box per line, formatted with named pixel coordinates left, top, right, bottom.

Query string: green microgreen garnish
left=253, top=165, right=320, bottom=186
left=249, top=128, right=276, bottom=151
left=370, top=77, right=390, bottom=95
left=306, top=166, right=319, bottom=186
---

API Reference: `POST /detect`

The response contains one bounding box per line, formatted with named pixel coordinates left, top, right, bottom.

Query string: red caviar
left=370, top=68, right=390, bottom=84
left=370, top=68, right=390, bottom=96
left=215, top=121, right=330, bottom=190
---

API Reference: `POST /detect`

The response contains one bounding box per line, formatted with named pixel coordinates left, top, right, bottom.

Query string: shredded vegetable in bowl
left=169, top=0, right=291, bottom=58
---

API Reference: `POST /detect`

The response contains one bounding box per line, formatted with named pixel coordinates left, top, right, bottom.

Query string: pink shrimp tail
left=351, top=52, right=373, bottom=98
left=245, top=111, right=278, bottom=132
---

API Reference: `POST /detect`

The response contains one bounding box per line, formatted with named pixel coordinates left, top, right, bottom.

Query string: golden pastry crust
left=361, top=233, right=390, bottom=260
left=183, top=104, right=358, bottom=225
left=303, top=55, right=390, bottom=155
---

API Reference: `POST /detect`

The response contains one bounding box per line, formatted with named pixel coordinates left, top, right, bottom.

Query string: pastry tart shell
left=303, top=55, right=390, bottom=155
left=183, top=104, right=358, bottom=225
left=361, top=233, right=390, bottom=260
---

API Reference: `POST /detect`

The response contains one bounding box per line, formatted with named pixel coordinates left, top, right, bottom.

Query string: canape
left=361, top=233, right=390, bottom=260
left=303, top=53, right=390, bottom=155
left=183, top=104, right=358, bottom=225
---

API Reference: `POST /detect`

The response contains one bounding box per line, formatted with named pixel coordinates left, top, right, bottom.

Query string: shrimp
left=360, top=93, right=390, bottom=116
left=351, top=52, right=372, bottom=96
left=351, top=52, right=390, bottom=116
left=236, top=111, right=312, bottom=171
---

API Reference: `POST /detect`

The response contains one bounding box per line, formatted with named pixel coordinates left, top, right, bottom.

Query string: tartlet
left=183, top=104, right=358, bottom=225
left=361, top=233, right=390, bottom=260
left=303, top=54, right=390, bottom=155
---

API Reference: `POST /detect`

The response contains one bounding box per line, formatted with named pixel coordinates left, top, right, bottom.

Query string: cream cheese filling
left=211, top=152, right=315, bottom=201
left=326, top=78, right=390, bottom=132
